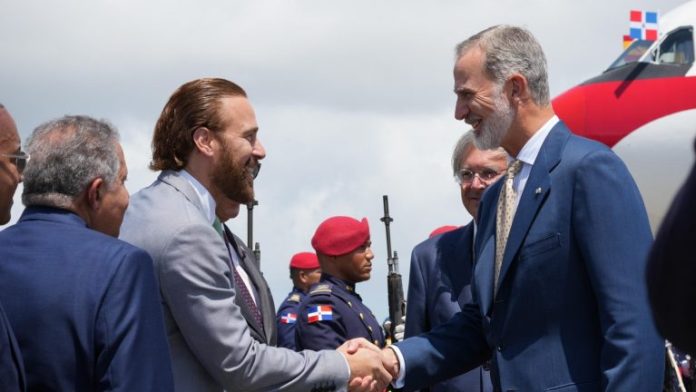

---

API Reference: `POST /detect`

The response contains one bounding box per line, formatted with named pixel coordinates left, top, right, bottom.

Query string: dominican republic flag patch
left=280, top=312, right=297, bottom=324
left=307, top=305, right=333, bottom=323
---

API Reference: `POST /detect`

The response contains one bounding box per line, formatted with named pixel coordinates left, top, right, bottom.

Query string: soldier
left=276, top=252, right=322, bottom=349
left=295, top=216, right=385, bottom=350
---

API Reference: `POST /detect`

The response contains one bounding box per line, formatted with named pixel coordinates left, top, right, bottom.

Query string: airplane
left=552, top=0, right=696, bottom=232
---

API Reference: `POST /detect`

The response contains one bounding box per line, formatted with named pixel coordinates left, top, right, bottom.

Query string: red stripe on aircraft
left=553, top=75, right=696, bottom=147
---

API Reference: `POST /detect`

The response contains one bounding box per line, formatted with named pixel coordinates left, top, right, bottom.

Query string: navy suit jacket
left=397, top=122, right=664, bottom=391
left=0, top=301, right=25, bottom=391
left=0, top=207, right=174, bottom=391
left=405, top=223, right=492, bottom=392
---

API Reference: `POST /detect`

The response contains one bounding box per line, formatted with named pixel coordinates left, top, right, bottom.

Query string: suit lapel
left=474, top=179, right=504, bottom=316
left=496, top=124, right=568, bottom=289
left=223, top=226, right=268, bottom=342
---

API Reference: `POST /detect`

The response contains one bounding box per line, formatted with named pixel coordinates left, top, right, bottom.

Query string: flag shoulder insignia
left=280, top=312, right=297, bottom=324
left=307, top=304, right=333, bottom=323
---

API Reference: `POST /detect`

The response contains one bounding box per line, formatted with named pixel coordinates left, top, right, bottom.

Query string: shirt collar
left=513, top=115, right=559, bottom=166
left=179, top=169, right=217, bottom=225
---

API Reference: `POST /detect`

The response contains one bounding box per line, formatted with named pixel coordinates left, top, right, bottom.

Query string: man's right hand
left=337, top=338, right=392, bottom=392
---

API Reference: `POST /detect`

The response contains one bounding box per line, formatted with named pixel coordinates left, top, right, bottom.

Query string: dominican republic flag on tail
left=280, top=312, right=297, bottom=324
left=630, top=10, right=659, bottom=41
left=307, top=305, right=333, bottom=323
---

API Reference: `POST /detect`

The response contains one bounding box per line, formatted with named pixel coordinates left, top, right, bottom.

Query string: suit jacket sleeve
left=95, top=247, right=175, bottom=391
left=647, top=156, right=696, bottom=354
left=396, top=301, right=489, bottom=391
left=572, top=149, right=663, bottom=390
left=159, top=223, right=349, bottom=391
left=404, top=247, right=428, bottom=338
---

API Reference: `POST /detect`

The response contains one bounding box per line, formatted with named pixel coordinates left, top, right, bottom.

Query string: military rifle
left=380, top=195, right=405, bottom=341
left=246, top=199, right=261, bottom=262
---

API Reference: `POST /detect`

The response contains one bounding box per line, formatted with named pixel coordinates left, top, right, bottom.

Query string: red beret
left=289, top=252, right=320, bottom=270
left=429, top=225, right=459, bottom=238
left=312, top=216, right=370, bottom=256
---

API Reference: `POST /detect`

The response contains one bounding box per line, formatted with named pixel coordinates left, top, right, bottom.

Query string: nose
left=455, top=98, right=469, bottom=121
left=253, top=138, right=266, bottom=160
left=366, top=248, right=374, bottom=261
left=470, top=174, right=486, bottom=189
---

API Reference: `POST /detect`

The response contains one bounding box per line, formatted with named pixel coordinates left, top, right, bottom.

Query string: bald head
left=0, top=104, right=22, bottom=224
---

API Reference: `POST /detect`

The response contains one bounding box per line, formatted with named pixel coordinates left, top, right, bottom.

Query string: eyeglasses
left=0, top=151, right=30, bottom=174
left=455, top=167, right=501, bottom=185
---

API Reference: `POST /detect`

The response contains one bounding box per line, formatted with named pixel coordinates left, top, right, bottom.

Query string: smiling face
left=458, top=146, right=507, bottom=219
left=453, top=47, right=515, bottom=150
left=210, top=96, right=265, bottom=214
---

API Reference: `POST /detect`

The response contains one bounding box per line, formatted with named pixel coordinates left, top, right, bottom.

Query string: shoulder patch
left=307, top=305, right=333, bottom=323
left=288, top=293, right=301, bottom=303
left=280, top=312, right=297, bottom=324
left=309, top=284, right=332, bottom=296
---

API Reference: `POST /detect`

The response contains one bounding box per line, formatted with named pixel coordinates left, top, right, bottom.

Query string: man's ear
left=192, top=127, right=216, bottom=157
left=86, top=177, right=105, bottom=210
left=508, top=73, right=529, bottom=102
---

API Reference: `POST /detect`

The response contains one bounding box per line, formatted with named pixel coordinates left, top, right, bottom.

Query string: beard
left=473, top=88, right=515, bottom=150
left=211, top=139, right=256, bottom=204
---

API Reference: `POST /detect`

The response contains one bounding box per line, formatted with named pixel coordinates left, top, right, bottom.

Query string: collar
left=513, top=115, right=559, bottom=166
left=179, top=169, right=217, bottom=225
left=19, top=206, right=88, bottom=227
left=322, top=273, right=357, bottom=294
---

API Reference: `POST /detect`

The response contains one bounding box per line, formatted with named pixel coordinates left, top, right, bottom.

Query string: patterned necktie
left=213, top=218, right=264, bottom=328
left=494, top=159, right=523, bottom=293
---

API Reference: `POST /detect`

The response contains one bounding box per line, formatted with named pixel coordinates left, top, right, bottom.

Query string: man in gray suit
left=121, top=77, right=390, bottom=392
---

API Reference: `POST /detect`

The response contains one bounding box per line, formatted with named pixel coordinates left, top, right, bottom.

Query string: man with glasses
left=0, top=104, right=26, bottom=390
left=404, top=130, right=505, bottom=392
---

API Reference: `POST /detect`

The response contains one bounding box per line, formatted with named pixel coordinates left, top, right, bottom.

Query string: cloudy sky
left=1, top=0, right=685, bottom=320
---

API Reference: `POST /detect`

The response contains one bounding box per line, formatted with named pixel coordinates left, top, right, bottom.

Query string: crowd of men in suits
left=0, top=23, right=692, bottom=391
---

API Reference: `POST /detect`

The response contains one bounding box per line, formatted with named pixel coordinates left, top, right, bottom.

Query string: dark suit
left=647, top=139, right=696, bottom=355
left=405, top=224, right=492, bottom=392
left=223, top=225, right=277, bottom=345
left=396, top=122, right=664, bottom=391
left=0, top=207, right=174, bottom=391
left=0, top=302, right=25, bottom=391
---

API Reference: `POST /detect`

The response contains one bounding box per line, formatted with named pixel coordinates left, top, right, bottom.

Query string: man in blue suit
left=0, top=115, right=174, bottom=391
left=405, top=130, right=506, bottom=391
left=384, top=25, right=664, bottom=391
left=0, top=104, right=26, bottom=391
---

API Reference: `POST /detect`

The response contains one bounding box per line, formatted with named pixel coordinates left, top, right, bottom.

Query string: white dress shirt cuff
left=389, top=345, right=407, bottom=388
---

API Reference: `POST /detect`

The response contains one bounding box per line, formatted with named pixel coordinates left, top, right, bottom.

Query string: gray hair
left=455, top=25, right=550, bottom=106
left=22, top=115, right=121, bottom=209
left=451, top=129, right=507, bottom=176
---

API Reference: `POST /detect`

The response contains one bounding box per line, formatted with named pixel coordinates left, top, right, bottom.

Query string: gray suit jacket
left=120, top=170, right=349, bottom=392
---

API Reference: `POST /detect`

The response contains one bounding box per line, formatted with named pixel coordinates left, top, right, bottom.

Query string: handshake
left=337, top=338, right=402, bottom=392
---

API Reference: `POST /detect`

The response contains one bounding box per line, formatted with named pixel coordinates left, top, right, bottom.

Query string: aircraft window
left=606, top=40, right=654, bottom=70
left=655, top=27, right=694, bottom=65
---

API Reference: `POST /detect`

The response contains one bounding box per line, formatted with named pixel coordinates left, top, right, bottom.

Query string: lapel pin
left=535, top=187, right=542, bottom=195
